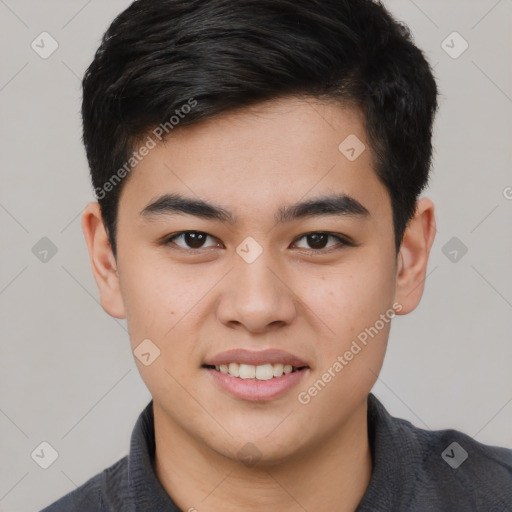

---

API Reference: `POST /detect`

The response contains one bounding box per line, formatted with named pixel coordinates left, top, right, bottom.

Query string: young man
left=42, top=0, right=512, bottom=510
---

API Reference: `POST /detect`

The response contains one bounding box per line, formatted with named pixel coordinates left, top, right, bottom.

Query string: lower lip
left=205, top=367, right=308, bottom=402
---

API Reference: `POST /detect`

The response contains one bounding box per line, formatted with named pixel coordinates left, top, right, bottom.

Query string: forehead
left=118, top=96, right=391, bottom=226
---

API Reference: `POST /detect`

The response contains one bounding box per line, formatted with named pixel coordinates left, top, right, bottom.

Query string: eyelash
left=162, top=231, right=354, bottom=254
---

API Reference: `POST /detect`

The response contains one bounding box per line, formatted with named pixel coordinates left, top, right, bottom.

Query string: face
left=84, top=96, right=434, bottom=464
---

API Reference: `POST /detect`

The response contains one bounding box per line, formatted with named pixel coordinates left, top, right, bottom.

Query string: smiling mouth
left=202, top=363, right=308, bottom=380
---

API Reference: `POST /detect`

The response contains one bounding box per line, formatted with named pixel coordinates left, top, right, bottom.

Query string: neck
left=153, top=399, right=372, bottom=512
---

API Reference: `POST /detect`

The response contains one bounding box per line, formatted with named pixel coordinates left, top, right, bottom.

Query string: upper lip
left=203, top=348, right=309, bottom=368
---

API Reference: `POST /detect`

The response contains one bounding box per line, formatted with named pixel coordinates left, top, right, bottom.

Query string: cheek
left=308, top=260, right=396, bottom=360
left=116, top=254, right=218, bottom=394
left=119, top=261, right=202, bottom=397
left=294, top=267, right=394, bottom=425
left=117, top=253, right=202, bottom=341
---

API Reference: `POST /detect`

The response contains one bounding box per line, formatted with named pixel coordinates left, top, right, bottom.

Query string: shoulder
left=396, top=415, right=512, bottom=509
left=39, top=456, right=130, bottom=512
left=363, top=394, right=512, bottom=511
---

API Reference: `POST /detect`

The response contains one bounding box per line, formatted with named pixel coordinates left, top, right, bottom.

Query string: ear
left=394, top=197, right=436, bottom=315
left=82, top=202, right=126, bottom=319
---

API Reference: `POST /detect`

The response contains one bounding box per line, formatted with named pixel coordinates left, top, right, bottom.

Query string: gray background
left=0, top=1, right=511, bottom=511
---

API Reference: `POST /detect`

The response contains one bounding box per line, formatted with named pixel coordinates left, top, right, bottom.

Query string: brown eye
left=293, top=232, right=350, bottom=251
left=167, top=231, right=218, bottom=250
left=305, top=233, right=329, bottom=249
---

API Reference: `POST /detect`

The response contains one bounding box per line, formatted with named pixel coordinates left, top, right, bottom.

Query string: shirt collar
left=128, top=401, right=180, bottom=511
left=127, top=393, right=419, bottom=511
left=355, top=393, right=423, bottom=511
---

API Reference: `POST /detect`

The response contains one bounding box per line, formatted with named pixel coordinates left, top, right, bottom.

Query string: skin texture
left=82, top=96, right=436, bottom=511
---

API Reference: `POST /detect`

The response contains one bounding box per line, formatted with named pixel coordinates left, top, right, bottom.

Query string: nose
left=215, top=252, right=297, bottom=335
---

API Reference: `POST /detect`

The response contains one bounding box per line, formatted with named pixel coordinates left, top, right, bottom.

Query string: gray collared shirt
left=40, top=393, right=512, bottom=511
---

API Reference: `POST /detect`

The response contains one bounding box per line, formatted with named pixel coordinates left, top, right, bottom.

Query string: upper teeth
left=215, top=363, right=295, bottom=380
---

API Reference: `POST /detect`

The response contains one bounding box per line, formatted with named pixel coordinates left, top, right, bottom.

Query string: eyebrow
left=140, top=192, right=370, bottom=224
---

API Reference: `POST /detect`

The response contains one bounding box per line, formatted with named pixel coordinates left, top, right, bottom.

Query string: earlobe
left=394, top=197, right=436, bottom=315
left=82, top=202, right=126, bottom=319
